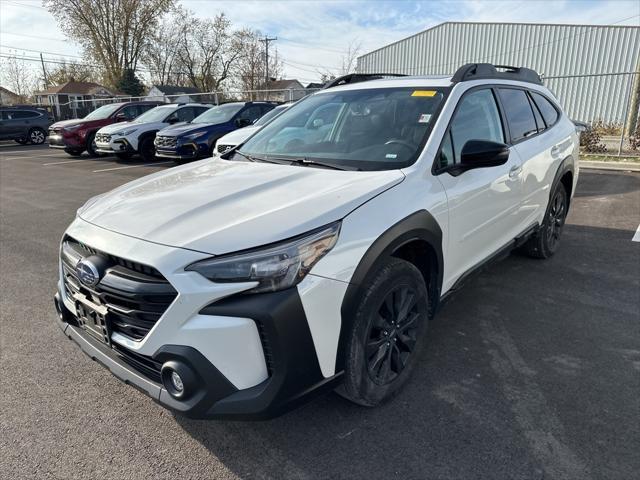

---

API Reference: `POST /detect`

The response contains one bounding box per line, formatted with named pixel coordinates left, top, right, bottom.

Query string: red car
left=48, top=101, right=163, bottom=157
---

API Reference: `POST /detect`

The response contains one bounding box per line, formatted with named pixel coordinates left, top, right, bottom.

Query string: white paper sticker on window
left=385, top=153, right=397, bottom=159
left=418, top=113, right=432, bottom=123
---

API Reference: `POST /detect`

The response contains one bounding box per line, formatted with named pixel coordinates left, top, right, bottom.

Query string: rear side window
left=498, top=88, right=538, bottom=142
left=12, top=110, right=40, bottom=119
left=530, top=92, right=559, bottom=127
left=438, top=88, right=504, bottom=168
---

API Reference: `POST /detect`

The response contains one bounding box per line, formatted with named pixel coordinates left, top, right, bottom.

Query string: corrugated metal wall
left=357, top=22, right=640, bottom=124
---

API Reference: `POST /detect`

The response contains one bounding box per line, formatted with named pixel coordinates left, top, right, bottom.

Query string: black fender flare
left=335, top=210, right=444, bottom=372
left=550, top=155, right=575, bottom=208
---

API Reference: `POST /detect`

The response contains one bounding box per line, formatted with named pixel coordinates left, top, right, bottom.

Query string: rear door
left=0, top=110, right=23, bottom=138
left=436, top=87, right=525, bottom=286
left=497, top=88, right=567, bottom=228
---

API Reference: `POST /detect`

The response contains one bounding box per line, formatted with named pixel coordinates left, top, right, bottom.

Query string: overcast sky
left=1, top=0, right=638, bottom=86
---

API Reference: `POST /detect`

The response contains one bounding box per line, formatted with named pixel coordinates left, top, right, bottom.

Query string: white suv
left=95, top=103, right=211, bottom=161
left=54, top=64, right=578, bottom=419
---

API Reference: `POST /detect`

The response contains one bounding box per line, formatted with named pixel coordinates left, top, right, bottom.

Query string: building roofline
left=358, top=20, right=640, bottom=59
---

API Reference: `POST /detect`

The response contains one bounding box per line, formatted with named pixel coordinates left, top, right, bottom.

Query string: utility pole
left=260, top=36, right=277, bottom=99
left=40, top=53, right=49, bottom=88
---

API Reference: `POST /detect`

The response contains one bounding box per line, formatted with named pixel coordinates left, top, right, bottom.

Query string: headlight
left=114, top=128, right=138, bottom=136
left=184, top=131, right=207, bottom=140
left=63, top=124, right=83, bottom=132
left=186, top=222, right=341, bottom=293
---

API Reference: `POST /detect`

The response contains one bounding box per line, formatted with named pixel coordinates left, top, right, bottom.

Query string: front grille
left=112, top=343, right=162, bottom=383
left=155, top=135, right=177, bottom=148
left=217, top=144, right=233, bottom=154
left=95, top=132, right=112, bottom=143
left=61, top=237, right=177, bottom=341
left=49, top=127, right=62, bottom=135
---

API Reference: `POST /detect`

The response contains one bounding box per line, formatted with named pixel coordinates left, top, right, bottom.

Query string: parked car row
left=46, top=100, right=283, bottom=163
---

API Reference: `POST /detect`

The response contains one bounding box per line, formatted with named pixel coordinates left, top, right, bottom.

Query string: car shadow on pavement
left=173, top=218, right=640, bottom=479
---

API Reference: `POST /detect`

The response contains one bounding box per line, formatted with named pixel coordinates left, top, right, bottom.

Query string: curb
left=579, top=161, right=640, bottom=172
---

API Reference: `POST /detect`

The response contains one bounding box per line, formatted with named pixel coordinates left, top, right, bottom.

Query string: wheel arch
left=336, top=210, right=443, bottom=372
left=552, top=155, right=575, bottom=209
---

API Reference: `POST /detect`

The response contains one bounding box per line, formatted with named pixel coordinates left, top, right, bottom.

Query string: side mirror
left=456, top=139, right=510, bottom=174
left=235, top=118, right=251, bottom=128
left=168, top=117, right=179, bottom=124
left=115, top=112, right=128, bottom=122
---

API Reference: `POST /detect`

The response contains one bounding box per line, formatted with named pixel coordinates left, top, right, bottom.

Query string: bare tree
left=176, top=13, right=244, bottom=92
left=234, top=29, right=283, bottom=96
left=142, top=7, right=190, bottom=87
left=43, top=0, right=175, bottom=87
left=1, top=54, right=39, bottom=99
left=47, top=59, right=99, bottom=85
left=340, top=39, right=362, bottom=75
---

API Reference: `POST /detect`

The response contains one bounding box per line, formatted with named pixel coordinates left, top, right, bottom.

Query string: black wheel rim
left=366, top=285, right=420, bottom=385
left=546, top=190, right=566, bottom=250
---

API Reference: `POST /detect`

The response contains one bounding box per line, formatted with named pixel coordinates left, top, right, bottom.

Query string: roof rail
left=323, top=73, right=407, bottom=89
left=451, top=63, right=542, bottom=85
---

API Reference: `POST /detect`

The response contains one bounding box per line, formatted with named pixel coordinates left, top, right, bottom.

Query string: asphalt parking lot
left=1, top=142, right=639, bottom=480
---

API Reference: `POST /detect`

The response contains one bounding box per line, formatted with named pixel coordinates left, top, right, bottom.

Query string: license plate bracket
left=73, top=292, right=111, bottom=346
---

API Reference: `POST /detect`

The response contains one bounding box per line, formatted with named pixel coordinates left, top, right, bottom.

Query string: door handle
left=550, top=146, right=561, bottom=158
left=509, top=165, right=522, bottom=178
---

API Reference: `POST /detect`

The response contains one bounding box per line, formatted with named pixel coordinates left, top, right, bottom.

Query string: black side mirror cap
left=449, top=139, right=510, bottom=175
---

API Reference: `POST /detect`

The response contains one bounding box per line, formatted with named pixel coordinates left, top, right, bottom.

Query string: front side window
left=498, top=88, right=537, bottom=142
left=238, top=87, right=446, bottom=171
left=12, top=110, right=40, bottom=119
left=437, top=88, right=504, bottom=169
left=237, top=105, right=263, bottom=122
left=119, top=105, right=141, bottom=120
left=192, top=104, right=244, bottom=124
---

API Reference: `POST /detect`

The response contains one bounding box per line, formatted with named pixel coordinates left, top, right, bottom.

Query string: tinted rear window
left=530, top=92, right=559, bottom=127
left=498, top=88, right=537, bottom=142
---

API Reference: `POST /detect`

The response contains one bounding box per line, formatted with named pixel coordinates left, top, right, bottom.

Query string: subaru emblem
left=76, top=258, right=100, bottom=287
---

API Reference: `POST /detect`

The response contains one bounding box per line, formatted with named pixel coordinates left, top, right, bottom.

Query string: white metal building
left=357, top=22, right=640, bottom=125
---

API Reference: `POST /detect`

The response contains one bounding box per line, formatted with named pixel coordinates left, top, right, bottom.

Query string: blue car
left=154, top=102, right=276, bottom=163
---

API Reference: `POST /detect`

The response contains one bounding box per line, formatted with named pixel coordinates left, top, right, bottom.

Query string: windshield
left=84, top=103, right=122, bottom=120
left=133, top=105, right=176, bottom=123
left=192, top=103, right=243, bottom=124
left=254, top=105, right=289, bottom=127
left=238, top=87, right=446, bottom=171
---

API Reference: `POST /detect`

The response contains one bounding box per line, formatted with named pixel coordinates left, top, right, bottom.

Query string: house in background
left=146, top=85, right=202, bottom=103
left=263, top=79, right=305, bottom=102
left=0, top=86, right=22, bottom=105
left=305, top=82, right=325, bottom=91
left=34, top=81, right=116, bottom=119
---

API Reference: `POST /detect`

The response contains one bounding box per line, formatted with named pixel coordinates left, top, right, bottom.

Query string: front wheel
left=339, top=257, right=429, bottom=407
left=85, top=132, right=101, bottom=157
left=524, top=182, right=568, bottom=259
left=138, top=136, right=156, bottom=162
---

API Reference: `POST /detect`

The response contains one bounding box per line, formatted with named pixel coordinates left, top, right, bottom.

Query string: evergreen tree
left=116, top=68, right=145, bottom=96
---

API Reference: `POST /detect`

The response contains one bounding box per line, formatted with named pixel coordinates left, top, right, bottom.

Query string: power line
left=1, top=31, right=69, bottom=43
left=0, top=44, right=85, bottom=60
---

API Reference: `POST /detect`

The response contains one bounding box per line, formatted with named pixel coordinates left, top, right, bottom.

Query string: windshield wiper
left=283, top=157, right=355, bottom=171
left=233, top=150, right=287, bottom=165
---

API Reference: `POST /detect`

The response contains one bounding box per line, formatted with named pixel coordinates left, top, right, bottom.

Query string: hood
left=98, top=121, right=135, bottom=134
left=51, top=117, right=111, bottom=130
left=78, top=158, right=405, bottom=255
left=216, top=126, right=260, bottom=146
left=159, top=121, right=225, bottom=137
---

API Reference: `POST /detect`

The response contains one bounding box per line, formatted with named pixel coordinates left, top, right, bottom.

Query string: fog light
left=170, top=371, right=184, bottom=393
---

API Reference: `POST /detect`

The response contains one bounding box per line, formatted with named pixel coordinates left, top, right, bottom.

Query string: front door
left=435, top=88, right=524, bottom=291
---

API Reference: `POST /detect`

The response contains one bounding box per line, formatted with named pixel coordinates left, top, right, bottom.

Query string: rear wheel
left=28, top=127, right=46, bottom=145
left=339, top=257, right=429, bottom=407
left=138, top=136, right=156, bottom=162
left=524, top=182, right=568, bottom=259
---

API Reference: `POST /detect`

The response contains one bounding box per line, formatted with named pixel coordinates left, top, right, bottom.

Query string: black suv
left=0, top=106, right=54, bottom=144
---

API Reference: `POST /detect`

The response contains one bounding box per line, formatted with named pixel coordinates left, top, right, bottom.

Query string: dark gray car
left=0, top=107, right=54, bottom=144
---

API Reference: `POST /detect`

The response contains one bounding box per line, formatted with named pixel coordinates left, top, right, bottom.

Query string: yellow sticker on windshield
left=412, top=90, right=437, bottom=97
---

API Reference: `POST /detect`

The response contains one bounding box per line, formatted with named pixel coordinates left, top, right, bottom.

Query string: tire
left=85, top=132, right=99, bottom=157
left=28, top=127, right=46, bottom=145
left=65, top=149, right=83, bottom=157
left=524, top=182, right=568, bottom=259
left=115, top=152, right=133, bottom=160
left=339, top=257, right=429, bottom=407
left=138, top=136, right=156, bottom=162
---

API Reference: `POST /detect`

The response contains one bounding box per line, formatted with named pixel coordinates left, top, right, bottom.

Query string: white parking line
left=633, top=224, right=640, bottom=242
left=1, top=153, right=78, bottom=160
left=42, top=159, right=88, bottom=166
left=92, top=161, right=174, bottom=172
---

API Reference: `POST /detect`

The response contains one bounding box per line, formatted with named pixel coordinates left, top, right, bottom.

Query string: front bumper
left=49, top=132, right=84, bottom=149
left=155, top=141, right=207, bottom=160
left=54, top=218, right=344, bottom=419
left=95, top=138, right=135, bottom=155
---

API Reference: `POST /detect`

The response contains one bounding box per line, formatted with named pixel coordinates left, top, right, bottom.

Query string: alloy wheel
left=30, top=129, right=45, bottom=144
left=546, top=189, right=566, bottom=250
left=366, top=285, right=420, bottom=385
